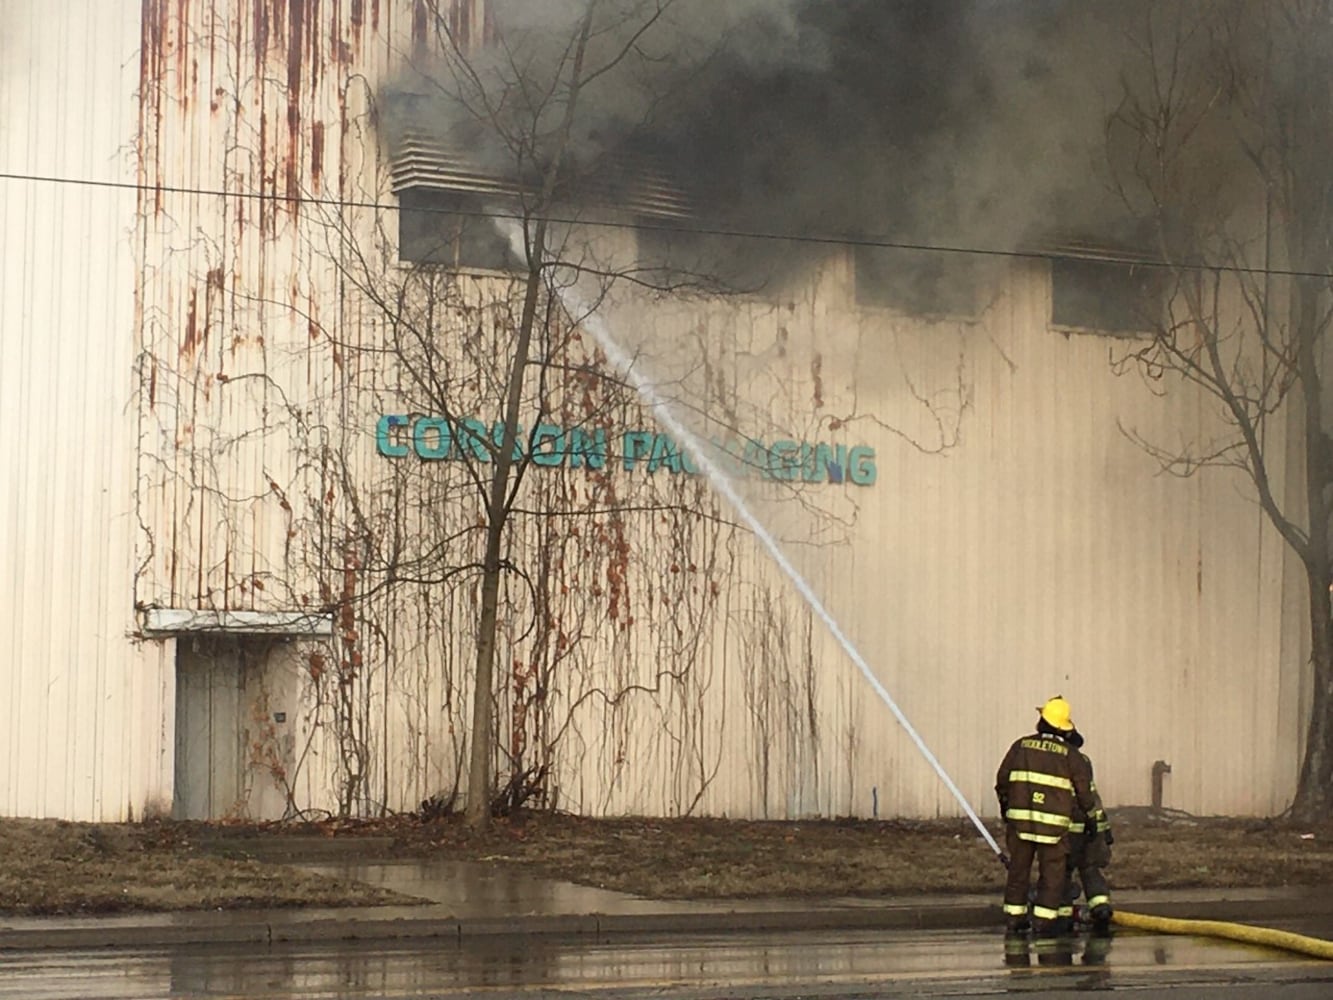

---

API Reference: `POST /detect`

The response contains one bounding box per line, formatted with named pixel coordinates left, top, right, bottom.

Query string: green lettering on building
left=375, top=415, right=877, bottom=487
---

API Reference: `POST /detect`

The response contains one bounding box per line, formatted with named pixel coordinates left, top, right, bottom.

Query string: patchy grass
left=0, top=819, right=420, bottom=916
left=5, top=808, right=1333, bottom=914
left=402, top=809, right=1333, bottom=899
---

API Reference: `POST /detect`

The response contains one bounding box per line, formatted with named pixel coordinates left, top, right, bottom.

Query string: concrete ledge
left=142, top=608, right=334, bottom=637
left=0, top=905, right=1002, bottom=952
left=4, top=892, right=1330, bottom=953
left=582, top=905, right=1002, bottom=937
left=0, top=921, right=272, bottom=951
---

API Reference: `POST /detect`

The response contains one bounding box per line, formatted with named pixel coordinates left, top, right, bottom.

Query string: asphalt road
left=3, top=926, right=1333, bottom=999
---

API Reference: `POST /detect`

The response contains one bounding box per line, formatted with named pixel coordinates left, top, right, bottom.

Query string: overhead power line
left=2, top=168, right=1329, bottom=281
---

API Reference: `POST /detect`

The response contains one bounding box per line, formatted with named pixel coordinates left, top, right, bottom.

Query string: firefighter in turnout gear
left=995, top=696, right=1103, bottom=936
left=1065, top=728, right=1114, bottom=931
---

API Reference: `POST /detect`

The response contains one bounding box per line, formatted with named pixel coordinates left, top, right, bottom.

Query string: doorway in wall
left=172, top=635, right=297, bottom=820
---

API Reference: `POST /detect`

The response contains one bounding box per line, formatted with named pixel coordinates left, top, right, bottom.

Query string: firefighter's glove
left=1103, top=828, right=1114, bottom=847
left=1084, top=819, right=1098, bottom=838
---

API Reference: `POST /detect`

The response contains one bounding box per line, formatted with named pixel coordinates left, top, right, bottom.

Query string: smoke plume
left=385, top=1, right=1235, bottom=274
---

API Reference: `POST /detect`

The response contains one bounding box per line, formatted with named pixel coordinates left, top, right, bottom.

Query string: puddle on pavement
left=3, top=927, right=1316, bottom=1000
left=294, top=859, right=717, bottom=916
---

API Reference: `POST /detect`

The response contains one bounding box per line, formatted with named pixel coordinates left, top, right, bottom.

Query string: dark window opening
left=635, top=223, right=688, bottom=275
left=636, top=223, right=794, bottom=296
left=854, top=245, right=978, bottom=317
left=398, top=189, right=524, bottom=272
left=1050, top=257, right=1162, bottom=334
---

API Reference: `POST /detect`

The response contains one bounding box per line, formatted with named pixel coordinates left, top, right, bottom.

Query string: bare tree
left=311, top=0, right=814, bottom=828
left=309, top=0, right=977, bottom=825
left=1106, top=1, right=1333, bottom=819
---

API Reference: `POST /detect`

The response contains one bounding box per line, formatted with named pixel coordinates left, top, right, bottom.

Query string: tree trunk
left=464, top=518, right=506, bottom=828
left=1291, top=566, right=1333, bottom=821
left=463, top=219, right=549, bottom=829
left=461, top=9, right=593, bottom=829
left=1289, top=254, right=1333, bottom=820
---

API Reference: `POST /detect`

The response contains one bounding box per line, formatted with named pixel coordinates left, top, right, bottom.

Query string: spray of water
left=502, top=221, right=1002, bottom=858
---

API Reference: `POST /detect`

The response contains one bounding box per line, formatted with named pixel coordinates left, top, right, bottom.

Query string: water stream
left=502, top=222, right=1001, bottom=857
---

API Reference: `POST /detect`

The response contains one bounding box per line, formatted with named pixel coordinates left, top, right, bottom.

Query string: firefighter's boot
left=1091, top=903, right=1113, bottom=932
left=1003, top=936, right=1031, bottom=967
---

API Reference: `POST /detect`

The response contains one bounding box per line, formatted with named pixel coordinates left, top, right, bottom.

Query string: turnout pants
left=1067, top=832, right=1111, bottom=913
left=1004, top=826, right=1069, bottom=931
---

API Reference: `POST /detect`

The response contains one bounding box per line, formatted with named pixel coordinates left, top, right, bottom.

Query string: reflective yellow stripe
left=1058, top=906, right=1074, bottom=917
left=1032, top=905, right=1060, bottom=920
left=1087, top=894, right=1110, bottom=908
left=1006, top=807, right=1071, bottom=829
left=1004, top=903, right=1030, bottom=915
left=1009, top=770, right=1073, bottom=791
left=1017, top=831, right=1064, bottom=844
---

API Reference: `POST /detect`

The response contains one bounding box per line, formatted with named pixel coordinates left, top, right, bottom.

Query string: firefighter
left=995, top=696, right=1103, bottom=937
left=1065, top=728, right=1114, bottom=931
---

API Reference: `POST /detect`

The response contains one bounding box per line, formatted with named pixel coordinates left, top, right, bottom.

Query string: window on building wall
left=635, top=223, right=686, bottom=274
left=397, top=188, right=524, bottom=272
left=854, top=245, right=979, bottom=318
left=1050, top=257, right=1164, bottom=335
left=636, top=222, right=791, bottom=296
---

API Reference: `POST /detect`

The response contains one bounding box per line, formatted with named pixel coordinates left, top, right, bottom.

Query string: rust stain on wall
left=202, top=266, right=225, bottom=349
left=285, top=0, right=305, bottom=205
left=137, top=0, right=166, bottom=216
left=252, top=0, right=269, bottom=77
left=136, top=0, right=476, bottom=619
left=411, top=0, right=428, bottom=57
left=181, top=289, right=201, bottom=357
left=308, top=0, right=324, bottom=94
left=310, top=119, right=325, bottom=189
left=175, top=0, right=193, bottom=112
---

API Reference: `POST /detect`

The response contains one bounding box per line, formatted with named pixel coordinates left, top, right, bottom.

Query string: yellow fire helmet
left=1037, top=696, right=1075, bottom=732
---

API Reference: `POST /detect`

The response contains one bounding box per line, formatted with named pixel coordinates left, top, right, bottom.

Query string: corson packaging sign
left=376, top=414, right=877, bottom=486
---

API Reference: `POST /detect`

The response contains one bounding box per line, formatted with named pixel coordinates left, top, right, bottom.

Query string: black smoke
left=638, top=0, right=1144, bottom=250
left=385, top=0, right=1198, bottom=285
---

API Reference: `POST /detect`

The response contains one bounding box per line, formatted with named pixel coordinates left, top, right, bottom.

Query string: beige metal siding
left=562, top=256, right=1299, bottom=820
left=0, top=1, right=173, bottom=821
left=1, top=0, right=1310, bottom=823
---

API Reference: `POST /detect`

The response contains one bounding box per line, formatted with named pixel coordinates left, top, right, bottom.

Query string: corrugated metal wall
left=1, top=0, right=1308, bottom=822
left=575, top=257, right=1300, bottom=821
left=0, top=0, right=173, bottom=821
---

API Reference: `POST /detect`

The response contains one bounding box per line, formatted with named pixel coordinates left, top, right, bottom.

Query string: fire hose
left=1111, top=910, right=1333, bottom=961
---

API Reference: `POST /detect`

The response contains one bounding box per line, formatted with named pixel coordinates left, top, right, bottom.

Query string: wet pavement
left=2, top=856, right=1333, bottom=996
left=3, top=857, right=1333, bottom=952
left=1, top=927, right=1332, bottom=999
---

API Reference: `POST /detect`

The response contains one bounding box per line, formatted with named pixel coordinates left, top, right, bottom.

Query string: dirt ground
left=4, top=808, right=1333, bottom=916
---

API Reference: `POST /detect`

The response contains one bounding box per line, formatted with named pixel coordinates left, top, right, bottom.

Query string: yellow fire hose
left=1114, top=910, right=1333, bottom=961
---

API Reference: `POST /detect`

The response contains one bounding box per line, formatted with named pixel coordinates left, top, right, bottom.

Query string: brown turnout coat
left=1070, top=750, right=1112, bottom=867
left=995, top=733, right=1101, bottom=844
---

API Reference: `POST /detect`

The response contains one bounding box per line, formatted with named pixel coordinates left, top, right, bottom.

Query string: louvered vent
left=388, top=127, right=692, bottom=219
